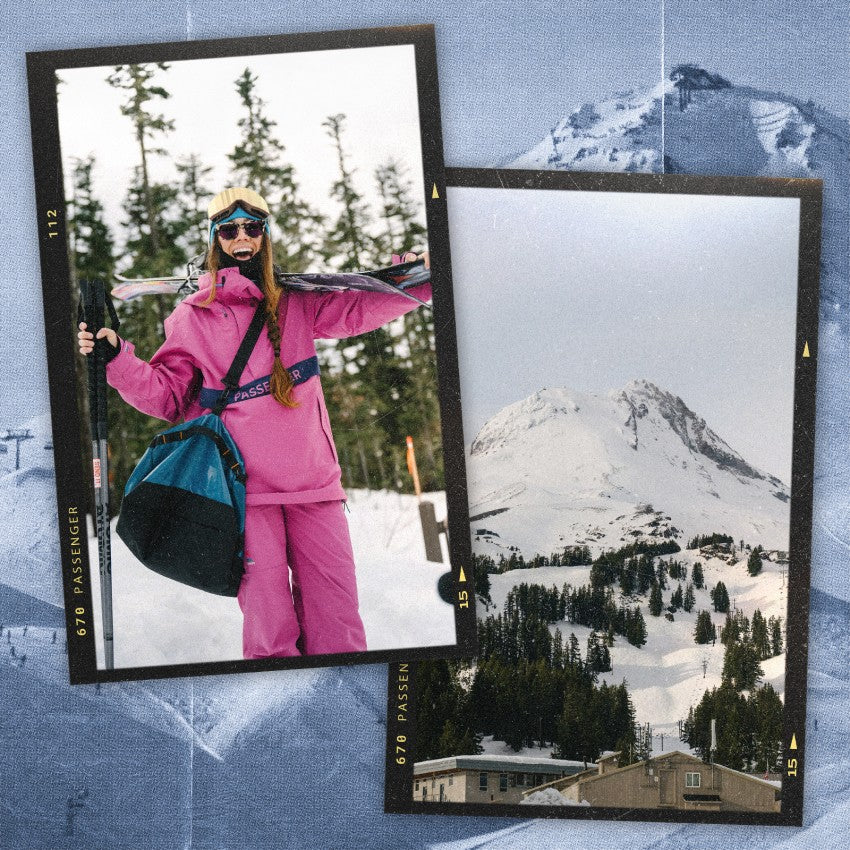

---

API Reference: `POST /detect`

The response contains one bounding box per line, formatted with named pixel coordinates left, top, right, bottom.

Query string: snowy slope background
left=3, top=27, right=850, bottom=848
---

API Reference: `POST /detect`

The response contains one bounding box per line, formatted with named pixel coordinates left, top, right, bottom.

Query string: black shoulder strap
left=212, top=302, right=267, bottom=417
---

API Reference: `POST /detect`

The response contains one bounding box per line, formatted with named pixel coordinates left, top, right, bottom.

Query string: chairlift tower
left=1, top=429, right=34, bottom=471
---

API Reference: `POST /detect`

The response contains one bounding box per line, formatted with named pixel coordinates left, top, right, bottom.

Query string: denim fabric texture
left=2, top=2, right=848, bottom=847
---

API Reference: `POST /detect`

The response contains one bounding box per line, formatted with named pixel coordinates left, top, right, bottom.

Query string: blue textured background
left=2, top=2, right=848, bottom=848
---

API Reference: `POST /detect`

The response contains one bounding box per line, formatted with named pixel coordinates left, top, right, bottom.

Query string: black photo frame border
left=26, top=25, right=478, bottom=685
left=384, top=166, right=822, bottom=828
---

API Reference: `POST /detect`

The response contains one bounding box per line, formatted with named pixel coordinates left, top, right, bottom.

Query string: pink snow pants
left=237, top=500, right=367, bottom=658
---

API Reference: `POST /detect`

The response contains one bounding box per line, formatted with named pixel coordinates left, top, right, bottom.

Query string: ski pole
left=79, top=279, right=119, bottom=670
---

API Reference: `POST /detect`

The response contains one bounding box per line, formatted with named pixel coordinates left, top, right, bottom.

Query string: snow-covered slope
left=484, top=546, right=787, bottom=749
left=509, top=75, right=847, bottom=182
left=468, top=380, right=789, bottom=558
left=0, top=413, right=64, bottom=608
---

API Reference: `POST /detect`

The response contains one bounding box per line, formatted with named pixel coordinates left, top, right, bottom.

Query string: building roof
left=413, top=754, right=586, bottom=776
left=573, top=751, right=781, bottom=792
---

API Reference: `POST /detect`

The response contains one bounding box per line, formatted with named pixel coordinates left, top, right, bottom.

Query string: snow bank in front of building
left=521, top=788, right=589, bottom=806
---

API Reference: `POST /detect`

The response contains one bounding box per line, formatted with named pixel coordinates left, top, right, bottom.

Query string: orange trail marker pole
left=406, top=435, right=422, bottom=502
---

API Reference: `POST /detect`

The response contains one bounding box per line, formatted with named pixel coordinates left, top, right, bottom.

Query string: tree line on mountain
left=479, top=582, right=648, bottom=658
left=67, top=62, right=436, bottom=510
left=682, top=680, right=783, bottom=772
left=413, top=656, right=646, bottom=767
left=414, top=575, right=647, bottom=764
left=686, top=532, right=734, bottom=550
left=683, top=599, right=785, bottom=771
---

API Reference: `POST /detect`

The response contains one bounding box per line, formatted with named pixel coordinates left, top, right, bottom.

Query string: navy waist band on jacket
left=199, top=355, right=320, bottom=410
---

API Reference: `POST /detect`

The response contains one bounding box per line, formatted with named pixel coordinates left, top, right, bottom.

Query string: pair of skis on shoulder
left=111, top=255, right=432, bottom=308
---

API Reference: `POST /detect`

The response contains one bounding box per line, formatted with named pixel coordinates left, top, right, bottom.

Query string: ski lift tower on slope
left=1, top=429, right=34, bottom=471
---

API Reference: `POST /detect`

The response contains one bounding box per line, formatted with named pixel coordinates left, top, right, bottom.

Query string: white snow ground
left=87, top=488, right=455, bottom=668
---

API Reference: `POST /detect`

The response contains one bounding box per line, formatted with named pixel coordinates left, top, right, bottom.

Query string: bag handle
left=212, top=301, right=267, bottom=417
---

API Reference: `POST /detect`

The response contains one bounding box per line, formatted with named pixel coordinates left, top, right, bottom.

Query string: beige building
left=413, top=755, right=585, bottom=804
left=525, top=751, right=780, bottom=813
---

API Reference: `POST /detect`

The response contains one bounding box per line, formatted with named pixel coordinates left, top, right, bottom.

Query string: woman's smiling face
left=217, top=218, right=264, bottom=261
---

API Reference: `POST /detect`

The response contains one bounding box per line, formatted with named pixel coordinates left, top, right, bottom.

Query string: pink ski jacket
left=106, top=266, right=432, bottom=505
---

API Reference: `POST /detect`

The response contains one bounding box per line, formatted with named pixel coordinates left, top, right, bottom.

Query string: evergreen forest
left=66, top=63, right=436, bottom=514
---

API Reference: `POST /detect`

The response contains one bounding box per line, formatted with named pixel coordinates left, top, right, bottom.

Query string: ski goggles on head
left=216, top=220, right=266, bottom=240
left=208, top=187, right=270, bottom=223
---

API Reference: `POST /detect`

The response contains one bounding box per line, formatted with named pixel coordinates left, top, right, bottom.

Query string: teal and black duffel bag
left=116, top=302, right=265, bottom=596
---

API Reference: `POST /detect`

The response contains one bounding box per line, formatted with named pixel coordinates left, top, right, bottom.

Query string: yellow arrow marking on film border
left=432, top=183, right=440, bottom=200
left=790, top=734, right=798, bottom=750
left=459, top=566, right=467, bottom=583
left=802, top=342, right=810, bottom=358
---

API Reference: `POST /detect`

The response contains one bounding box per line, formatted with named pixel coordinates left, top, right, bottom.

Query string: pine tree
left=105, top=64, right=188, bottom=503
left=694, top=610, right=714, bottom=644
left=374, top=159, right=427, bottom=257
left=68, top=155, right=114, bottom=284
left=619, top=560, right=636, bottom=596
left=228, top=68, right=324, bottom=273
left=769, top=616, right=784, bottom=656
left=552, top=629, right=564, bottom=670
left=747, top=548, right=763, bottom=576
left=710, top=581, right=730, bottom=613
left=722, top=639, right=763, bottom=692
left=686, top=684, right=750, bottom=769
left=322, top=112, right=373, bottom=270
left=626, top=607, right=647, bottom=648
left=648, top=583, right=663, bottom=616
left=750, top=609, right=772, bottom=659
left=375, top=161, right=443, bottom=488
left=656, top=560, right=668, bottom=590
left=637, top=555, right=655, bottom=594
left=174, top=153, right=214, bottom=259
left=692, top=561, right=705, bottom=589
left=683, top=582, right=696, bottom=613
left=749, top=682, right=783, bottom=772
left=414, top=660, right=482, bottom=761
left=670, top=583, right=684, bottom=611
left=106, top=64, right=183, bottom=275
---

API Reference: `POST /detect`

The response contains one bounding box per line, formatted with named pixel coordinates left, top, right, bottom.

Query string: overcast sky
left=56, top=44, right=425, bottom=265
left=448, top=186, right=800, bottom=483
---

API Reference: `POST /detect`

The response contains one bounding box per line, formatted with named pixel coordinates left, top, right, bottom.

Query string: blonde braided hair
left=203, top=235, right=298, bottom=408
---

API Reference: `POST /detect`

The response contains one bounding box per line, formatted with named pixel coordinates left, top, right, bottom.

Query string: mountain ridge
left=467, top=380, right=790, bottom=557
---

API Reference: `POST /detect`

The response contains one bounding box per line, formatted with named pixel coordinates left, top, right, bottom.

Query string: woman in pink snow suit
left=78, top=186, right=431, bottom=659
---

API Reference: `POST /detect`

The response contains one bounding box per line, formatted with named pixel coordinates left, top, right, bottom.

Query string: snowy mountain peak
left=470, top=387, right=581, bottom=457
left=614, top=380, right=779, bottom=486
left=507, top=66, right=849, bottom=180
left=467, top=380, right=790, bottom=555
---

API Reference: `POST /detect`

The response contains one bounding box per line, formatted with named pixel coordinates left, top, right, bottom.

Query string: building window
left=448, top=776, right=453, bottom=786
left=499, top=773, right=508, bottom=792
left=509, top=774, right=517, bottom=788
left=479, top=772, right=488, bottom=791
left=685, top=772, right=701, bottom=788
left=415, top=781, right=419, bottom=791
left=422, top=788, right=427, bottom=800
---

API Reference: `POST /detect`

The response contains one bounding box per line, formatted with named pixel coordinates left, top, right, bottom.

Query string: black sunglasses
left=217, top=220, right=265, bottom=240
